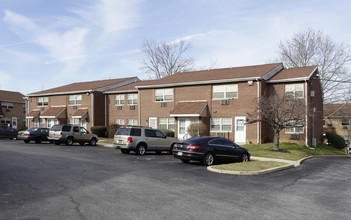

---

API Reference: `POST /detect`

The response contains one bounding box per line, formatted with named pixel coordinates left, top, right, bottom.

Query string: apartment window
left=342, top=118, right=349, bottom=126
left=285, top=120, right=304, bottom=134
left=68, top=118, right=80, bottom=126
left=115, top=119, right=125, bottom=125
left=1, top=117, right=11, bottom=124
left=37, top=97, right=48, bottom=107
left=155, top=88, right=173, bottom=102
left=159, top=118, right=175, bottom=131
left=127, top=94, right=137, bottom=105
left=1, top=102, right=14, bottom=109
left=213, top=84, right=238, bottom=99
left=69, top=95, right=82, bottom=105
left=127, top=119, right=138, bottom=126
left=210, top=118, right=232, bottom=132
left=40, top=119, right=46, bottom=128
left=34, top=119, right=39, bottom=127
left=114, top=95, right=125, bottom=106
left=285, top=84, right=304, bottom=99
left=47, top=119, right=58, bottom=128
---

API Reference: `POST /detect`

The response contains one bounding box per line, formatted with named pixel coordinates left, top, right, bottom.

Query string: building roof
left=40, top=107, right=67, bottom=118
left=0, top=90, right=25, bottom=103
left=72, top=109, right=88, bottom=119
left=28, top=77, right=139, bottom=96
left=324, top=104, right=351, bottom=118
left=170, top=101, right=208, bottom=117
left=26, top=111, right=40, bottom=119
left=268, top=66, right=317, bottom=82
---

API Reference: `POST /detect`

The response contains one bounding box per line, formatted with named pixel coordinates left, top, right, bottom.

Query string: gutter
left=27, top=90, right=94, bottom=97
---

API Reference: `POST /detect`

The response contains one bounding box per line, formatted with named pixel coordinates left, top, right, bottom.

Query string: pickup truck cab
left=48, top=124, right=98, bottom=146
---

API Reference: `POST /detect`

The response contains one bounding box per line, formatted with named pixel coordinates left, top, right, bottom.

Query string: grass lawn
left=213, top=161, right=289, bottom=171
left=98, top=137, right=113, bottom=144
left=243, top=142, right=349, bottom=161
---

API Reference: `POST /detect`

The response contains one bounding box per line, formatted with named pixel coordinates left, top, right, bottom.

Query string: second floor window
left=213, top=84, right=238, bottom=99
left=128, top=94, right=137, bottom=105
left=115, top=119, right=125, bottom=125
left=1, top=102, right=14, bottom=109
left=342, top=118, right=349, bottom=126
left=37, top=97, right=48, bottom=107
left=285, top=84, right=304, bottom=99
left=69, top=95, right=82, bottom=105
left=115, top=95, right=125, bottom=106
left=155, top=88, right=173, bottom=102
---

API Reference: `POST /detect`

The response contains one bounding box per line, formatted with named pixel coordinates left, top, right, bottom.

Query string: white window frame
left=47, top=119, right=58, bottom=128
left=210, top=118, right=232, bottom=132
left=127, top=119, right=138, bottom=126
left=1, top=102, right=14, bottom=109
left=285, top=84, right=304, bottom=99
left=40, top=119, right=46, bottom=128
left=159, top=118, right=175, bottom=131
left=114, top=95, right=125, bottom=106
left=34, top=119, right=39, bottom=127
left=342, top=118, right=349, bottom=126
left=37, top=97, right=48, bottom=107
left=115, top=119, right=125, bottom=125
left=155, top=88, right=173, bottom=102
left=1, top=117, right=11, bottom=124
left=213, top=84, right=238, bottom=100
left=285, top=120, right=304, bottom=134
left=69, top=118, right=80, bottom=126
left=69, top=95, right=82, bottom=106
left=127, top=94, right=137, bottom=105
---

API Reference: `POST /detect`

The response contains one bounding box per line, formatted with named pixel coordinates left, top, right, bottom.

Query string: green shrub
left=159, top=129, right=174, bottom=137
left=107, top=124, right=121, bottom=138
left=91, top=126, right=106, bottom=137
left=18, top=126, right=28, bottom=131
left=326, top=132, right=346, bottom=150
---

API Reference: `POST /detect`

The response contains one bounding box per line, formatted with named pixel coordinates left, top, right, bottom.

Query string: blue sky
left=0, top=0, right=350, bottom=95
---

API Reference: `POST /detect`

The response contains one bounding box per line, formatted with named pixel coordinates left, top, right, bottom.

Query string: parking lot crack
left=69, top=195, right=85, bottom=220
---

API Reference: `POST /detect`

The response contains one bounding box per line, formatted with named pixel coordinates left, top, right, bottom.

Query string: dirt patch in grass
left=265, top=148, right=290, bottom=153
left=213, top=161, right=289, bottom=172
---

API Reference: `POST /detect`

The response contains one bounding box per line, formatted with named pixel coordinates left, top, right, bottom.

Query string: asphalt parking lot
left=1, top=139, right=350, bottom=220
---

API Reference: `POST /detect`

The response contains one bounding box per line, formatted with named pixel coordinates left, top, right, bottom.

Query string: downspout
left=305, top=80, right=308, bottom=146
left=138, top=90, right=141, bottom=126
left=27, top=97, right=30, bottom=127
left=256, top=79, right=260, bottom=144
left=104, top=95, right=107, bottom=127
left=91, top=92, right=94, bottom=127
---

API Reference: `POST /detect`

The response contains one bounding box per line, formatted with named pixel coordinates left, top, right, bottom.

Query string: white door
left=235, top=116, right=246, bottom=143
left=12, top=117, right=17, bottom=129
left=149, top=117, right=157, bottom=129
left=178, top=118, right=199, bottom=140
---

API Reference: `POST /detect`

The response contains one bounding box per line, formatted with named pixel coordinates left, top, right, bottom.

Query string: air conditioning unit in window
left=216, top=132, right=225, bottom=137
left=117, top=106, right=122, bottom=110
left=129, top=105, right=135, bottom=110
left=220, top=100, right=229, bottom=105
left=160, top=102, right=167, bottom=107
left=72, top=106, right=77, bottom=110
left=290, top=134, right=299, bottom=140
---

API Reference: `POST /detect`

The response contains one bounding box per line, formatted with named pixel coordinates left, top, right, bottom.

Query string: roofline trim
left=135, top=77, right=261, bottom=89
left=308, top=66, right=318, bottom=79
left=27, top=90, right=93, bottom=97
left=72, top=109, right=89, bottom=119
left=104, top=89, right=138, bottom=94
left=170, top=114, right=200, bottom=117
left=40, top=107, right=67, bottom=119
left=267, top=77, right=310, bottom=83
left=0, top=100, right=25, bottom=104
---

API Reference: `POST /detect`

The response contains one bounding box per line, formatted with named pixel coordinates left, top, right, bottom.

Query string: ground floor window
left=40, top=119, right=46, bottom=128
left=47, top=119, right=58, bottom=128
left=127, top=119, right=138, bottom=126
left=285, top=120, right=304, bottom=134
left=1, top=117, right=11, bottom=124
left=210, top=118, right=232, bottom=132
left=115, top=119, right=125, bottom=125
left=69, top=118, right=80, bottom=126
left=34, top=119, right=39, bottom=127
left=159, top=118, right=175, bottom=131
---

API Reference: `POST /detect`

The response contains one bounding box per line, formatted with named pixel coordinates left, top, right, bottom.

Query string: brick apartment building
left=105, top=63, right=323, bottom=146
left=0, top=90, right=25, bottom=129
left=25, top=77, right=139, bottom=130
left=323, top=103, right=351, bottom=144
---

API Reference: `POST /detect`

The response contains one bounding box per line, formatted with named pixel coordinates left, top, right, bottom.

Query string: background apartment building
left=0, top=90, right=25, bottom=129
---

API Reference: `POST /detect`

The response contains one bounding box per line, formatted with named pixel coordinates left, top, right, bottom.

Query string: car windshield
left=116, top=128, right=130, bottom=135
left=50, top=125, right=62, bottom=131
left=27, top=128, right=39, bottom=132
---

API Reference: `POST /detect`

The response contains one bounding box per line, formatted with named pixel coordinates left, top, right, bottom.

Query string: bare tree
left=278, top=28, right=351, bottom=103
left=247, top=94, right=307, bottom=150
left=140, top=39, right=194, bottom=79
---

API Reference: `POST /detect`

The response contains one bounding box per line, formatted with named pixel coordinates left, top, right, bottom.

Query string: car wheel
left=54, top=140, right=60, bottom=145
left=24, top=140, right=30, bottom=143
left=136, top=144, right=146, bottom=156
left=121, top=149, right=130, bottom=154
left=241, top=153, right=249, bottom=162
left=90, top=138, right=97, bottom=146
left=203, top=153, right=215, bottom=166
left=66, top=137, right=74, bottom=146
left=181, top=159, right=190, bottom=163
left=79, top=142, right=85, bottom=146
left=35, top=137, right=42, bottom=144
left=49, top=140, right=53, bottom=144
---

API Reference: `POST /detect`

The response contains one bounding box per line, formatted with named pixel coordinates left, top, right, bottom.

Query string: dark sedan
left=17, top=127, right=50, bottom=143
left=0, top=125, right=18, bottom=139
left=173, top=136, right=250, bottom=166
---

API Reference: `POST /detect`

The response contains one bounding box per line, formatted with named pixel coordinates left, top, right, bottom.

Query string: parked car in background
left=17, top=127, right=50, bottom=143
left=113, top=126, right=178, bottom=155
left=0, top=124, right=18, bottom=139
left=48, top=124, right=98, bottom=146
left=173, top=137, right=250, bottom=166
left=346, top=143, right=351, bottom=154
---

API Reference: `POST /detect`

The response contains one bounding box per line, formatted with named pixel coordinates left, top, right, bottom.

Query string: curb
left=207, top=155, right=350, bottom=176
left=98, top=143, right=114, bottom=148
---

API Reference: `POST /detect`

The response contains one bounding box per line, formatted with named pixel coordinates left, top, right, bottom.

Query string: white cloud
left=0, top=71, right=13, bottom=90
left=3, top=10, right=37, bottom=32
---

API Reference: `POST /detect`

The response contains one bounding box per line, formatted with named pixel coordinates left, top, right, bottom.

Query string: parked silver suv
left=113, top=126, right=178, bottom=155
left=48, top=124, right=98, bottom=146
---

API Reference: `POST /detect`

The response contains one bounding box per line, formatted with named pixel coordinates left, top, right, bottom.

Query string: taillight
left=127, top=137, right=133, bottom=143
left=60, top=131, right=63, bottom=135
left=18, top=132, right=21, bottom=135
left=173, top=144, right=178, bottom=149
left=25, top=133, right=31, bottom=136
left=186, top=145, right=200, bottom=150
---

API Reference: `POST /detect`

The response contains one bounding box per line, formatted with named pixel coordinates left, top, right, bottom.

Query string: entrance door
left=235, top=116, right=246, bottom=143
left=178, top=118, right=199, bottom=140
left=12, top=117, right=17, bottom=129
